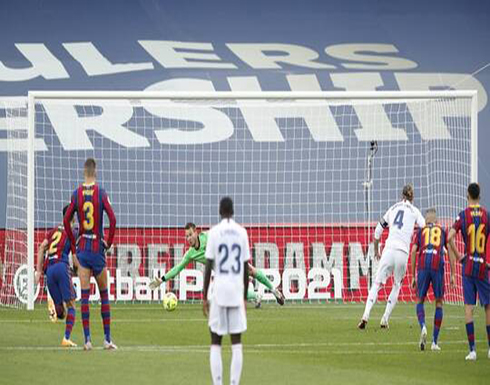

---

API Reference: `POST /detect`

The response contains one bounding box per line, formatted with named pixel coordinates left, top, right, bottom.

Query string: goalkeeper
left=150, top=222, right=285, bottom=306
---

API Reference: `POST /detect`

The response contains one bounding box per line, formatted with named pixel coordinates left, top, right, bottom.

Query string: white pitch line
left=0, top=339, right=483, bottom=352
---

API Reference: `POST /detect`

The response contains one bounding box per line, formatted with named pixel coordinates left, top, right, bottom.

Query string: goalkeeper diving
left=150, top=223, right=285, bottom=306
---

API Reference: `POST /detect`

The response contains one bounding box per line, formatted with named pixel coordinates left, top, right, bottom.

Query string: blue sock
left=466, top=322, right=475, bottom=352
left=416, top=303, right=425, bottom=329
left=433, top=307, right=443, bottom=344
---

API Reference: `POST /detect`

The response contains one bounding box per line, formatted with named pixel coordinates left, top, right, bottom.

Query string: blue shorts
left=463, top=275, right=490, bottom=306
left=78, top=251, right=106, bottom=277
left=46, top=262, right=76, bottom=305
left=417, top=268, right=445, bottom=300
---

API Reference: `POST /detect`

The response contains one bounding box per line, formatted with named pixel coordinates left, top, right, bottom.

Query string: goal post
left=3, top=90, right=479, bottom=309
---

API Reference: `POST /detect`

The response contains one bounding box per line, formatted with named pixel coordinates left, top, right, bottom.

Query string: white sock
left=362, top=281, right=381, bottom=321
left=230, top=343, right=243, bottom=385
left=210, top=345, right=223, bottom=385
left=383, top=283, right=401, bottom=321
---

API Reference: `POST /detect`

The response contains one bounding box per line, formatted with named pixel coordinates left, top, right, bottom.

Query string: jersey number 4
left=218, top=244, right=241, bottom=274
left=393, top=210, right=404, bottom=229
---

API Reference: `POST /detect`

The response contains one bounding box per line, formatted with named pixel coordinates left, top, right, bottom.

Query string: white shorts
left=374, top=248, right=408, bottom=285
left=208, top=301, right=247, bottom=336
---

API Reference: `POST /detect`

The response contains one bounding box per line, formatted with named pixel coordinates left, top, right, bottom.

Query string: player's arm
left=35, top=238, right=49, bottom=284
left=149, top=252, right=193, bottom=290
left=373, top=214, right=388, bottom=259
left=410, top=243, right=418, bottom=290
left=102, top=191, right=117, bottom=249
left=447, top=213, right=462, bottom=262
left=63, top=194, right=77, bottom=255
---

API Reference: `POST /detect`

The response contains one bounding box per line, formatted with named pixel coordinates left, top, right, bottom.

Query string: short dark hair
left=185, top=222, right=196, bottom=231
left=468, top=183, right=480, bottom=200
left=402, top=184, right=414, bottom=201
left=425, top=207, right=436, bottom=214
left=84, top=158, right=96, bottom=177
left=62, top=204, right=70, bottom=217
left=219, top=196, right=234, bottom=218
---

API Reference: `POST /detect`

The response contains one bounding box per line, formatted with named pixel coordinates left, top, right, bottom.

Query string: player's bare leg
left=79, top=265, right=93, bottom=350
left=248, top=264, right=284, bottom=305
left=230, top=334, right=243, bottom=385
left=431, top=299, right=443, bottom=351
left=210, top=332, right=223, bottom=385
left=61, top=299, right=77, bottom=347
left=95, top=267, right=117, bottom=350
left=464, top=304, right=476, bottom=360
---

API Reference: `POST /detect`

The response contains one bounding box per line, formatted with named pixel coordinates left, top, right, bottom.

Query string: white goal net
left=0, top=91, right=477, bottom=309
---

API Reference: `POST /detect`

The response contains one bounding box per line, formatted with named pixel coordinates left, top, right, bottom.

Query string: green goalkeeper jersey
left=164, top=232, right=208, bottom=281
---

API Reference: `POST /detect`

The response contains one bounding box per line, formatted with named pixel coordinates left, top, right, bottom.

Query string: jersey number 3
left=82, top=201, right=95, bottom=231
left=393, top=210, right=404, bottom=229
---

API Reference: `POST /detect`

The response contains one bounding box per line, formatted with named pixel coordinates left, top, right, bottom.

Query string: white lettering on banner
left=284, top=243, right=306, bottom=271
left=116, top=269, right=133, bottom=301
left=395, top=72, right=487, bottom=140
left=282, top=268, right=307, bottom=300
left=139, top=40, right=236, bottom=69
left=348, top=242, right=379, bottom=290
left=325, top=44, right=418, bottom=70
left=311, top=242, right=344, bottom=284
left=179, top=269, right=203, bottom=301
left=63, top=42, right=154, bottom=76
left=227, top=43, right=335, bottom=69
left=144, top=78, right=234, bottom=144
left=331, top=72, right=408, bottom=141
left=307, top=268, right=331, bottom=300
left=42, top=100, right=149, bottom=150
left=134, top=277, right=152, bottom=301
left=117, top=244, right=142, bottom=278
left=254, top=243, right=280, bottom=270
left=0, top=44, right=69, bottom=81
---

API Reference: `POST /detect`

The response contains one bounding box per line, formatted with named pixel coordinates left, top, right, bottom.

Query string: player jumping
left=358, top=184, right=425, bottom=329
left=149, top=222, right=285, bottom=306
left=447, top=183, right=490, bottom=361
left=35, top=205, right=78, bottom=347
left=203, top=197, right=249, bottom=385
left=64, top=158, right=117, bottom=350
left=410, top=208, right=455, bottom=351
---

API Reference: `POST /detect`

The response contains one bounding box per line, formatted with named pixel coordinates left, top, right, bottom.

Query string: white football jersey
left=205, top=218, right=250, bottom=307
left=381, top=200, right=425, bottom=253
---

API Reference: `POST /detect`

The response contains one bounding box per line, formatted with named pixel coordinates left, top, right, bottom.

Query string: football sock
left=64, top=307, right=76, bottom=340
left=433, top=307, right=443, bottom=344
left=81, top=289, right=91, bottom=343
left=230, top=343, right=243, bottom=385
left=100, top=288, right=111, bottom=343
left=255, top=269, right=273, bottom=291
left=466, top=322, right=475, bottom=352
left=246, top=289, right=257, bottom=302
left=382, top=283, right=401, bottom=321
left=362, top=281, right=381, bottom=321
left=210, top=345, right=223, bottom=385
left=416, top=303, right=425, bottom=329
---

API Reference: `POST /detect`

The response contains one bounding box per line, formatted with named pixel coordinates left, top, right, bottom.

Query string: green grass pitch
left=0, top=302, right=489, bottom=385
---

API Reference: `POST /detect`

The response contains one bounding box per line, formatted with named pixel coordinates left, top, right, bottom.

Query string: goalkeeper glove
left=149, top=275, right=166, bottom=290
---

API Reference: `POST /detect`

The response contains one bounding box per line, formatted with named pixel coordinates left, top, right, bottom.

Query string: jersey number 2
left=218, top=244, right=241, bottom=274
left=393, top=210, right=404, bottom=229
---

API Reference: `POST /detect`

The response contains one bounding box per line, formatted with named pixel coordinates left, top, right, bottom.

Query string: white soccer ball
left=162, top=292, right=178, bottom=312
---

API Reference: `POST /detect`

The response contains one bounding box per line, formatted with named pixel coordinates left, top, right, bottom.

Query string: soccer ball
left=162, top=292, right=178, bottom=312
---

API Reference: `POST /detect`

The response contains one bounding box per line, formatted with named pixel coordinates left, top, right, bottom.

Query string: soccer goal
left=0, top=90, right=477, bottom=309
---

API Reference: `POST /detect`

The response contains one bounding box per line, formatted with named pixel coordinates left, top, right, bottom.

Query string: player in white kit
left=358, top=184, right=425, bottom=329
left=203, top=197, right=250, bottom=385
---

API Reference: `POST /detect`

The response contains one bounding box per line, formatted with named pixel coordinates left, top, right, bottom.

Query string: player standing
left=410, top=208, right=455, bottom=351
left=35, top=205, right=78, bottom=347
left=63, top=158, right=117, bottom=350
left=447, top=183, right=490, bottom=361
left=149, top=222, right=284, bottom=306
left=358, top=184, right=425, bottom=329
left=203, top=197, right=249, bottom=385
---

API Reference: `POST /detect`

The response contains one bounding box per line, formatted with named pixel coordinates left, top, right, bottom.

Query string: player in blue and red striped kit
left=448, top=183, right=490, bottom=361
left=35, top=205, right=78, bottom=347
left=410, top=208, right=456, bottom=352
left=64, top=158, right=117, bottom=351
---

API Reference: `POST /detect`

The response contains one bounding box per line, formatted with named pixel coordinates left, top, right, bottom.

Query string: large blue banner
left=1, top=0, right=489, bottom=227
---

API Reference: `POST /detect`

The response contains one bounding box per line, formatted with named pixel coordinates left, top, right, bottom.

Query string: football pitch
left=0, top=303, right=488, bottom=385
